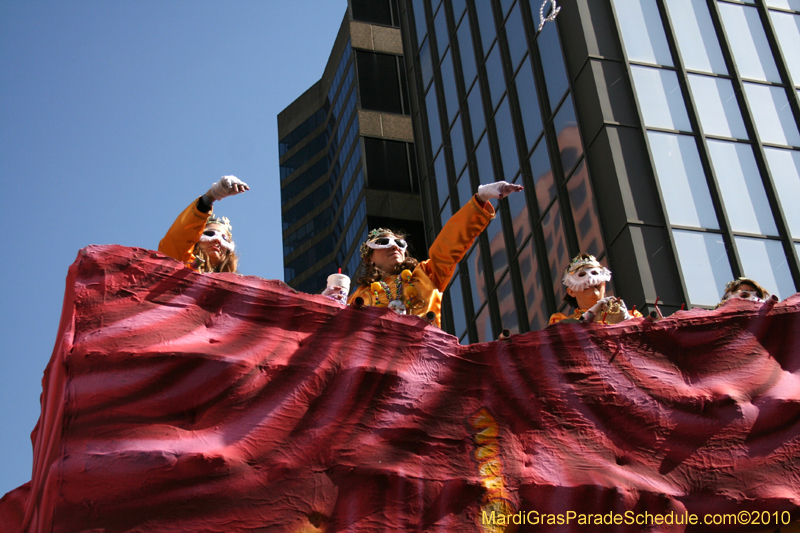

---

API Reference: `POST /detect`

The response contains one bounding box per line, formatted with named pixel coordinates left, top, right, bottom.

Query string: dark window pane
left=412, top=0, right=427, bottom=45
left=357, top=51, right=402, bottom=114
left=542, top=201, right=569, bottom=303
left=537, top=21, right=569, bottom=110
left=467, top=84, right=485, bottom=142
left=433, top=149, right=449, bottom=208
left=514, top=57, right=543, bottom=151
left=457, top=15, right=478, bottom=90
left=507, top=175, right=531, bottom=249
left=500, top=0, right=514, bottom=18
left=530, top=140, right=554, bottom=214
left=566, top=161, right=604, bottom=258
left=517, top=239, right=548, bottom=330
left=441, top=49, right=459, bottom=125
left=497, top=271, right=519, bottom=334
left=505, top=2, right=528, bottom=72
left=553, top=94, right=583, bottom=175
left=466, top=244, right=488, bottom=314
left=475, top=0, right=497, bottom=53
left=456, top=171, right=473, bottom=207
left=446, top=270, right=468, bottom=337
left=365, top=138, right=413, bottom=192
left=420, top=38, right=434, bottom=90
left=426, top=88, right=443, bottom=154
left=474, top=302, right=493, bottom=343
left=453, top=0, right=467, bottom=24
left=352, top=0, right=393, bottom=25
left=451, top=115, right=468, bottom=176
left=485, top=211, right=508, bottom=283
left=485, top=43, right=506, bottom=110
left=474, top=134, right=495, bottom=184
left=434, top=2, right=449, bottom=60
left=494, top=97, right=519, bottom=181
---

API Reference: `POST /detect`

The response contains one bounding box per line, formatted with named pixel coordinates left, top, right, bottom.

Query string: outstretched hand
left=476, top=181, right=524, bottom=202
left=207, top=175, right=250, bottom=202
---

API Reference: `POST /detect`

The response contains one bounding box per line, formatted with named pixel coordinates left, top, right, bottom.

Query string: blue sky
left=0, top=0, right=348, bottom=497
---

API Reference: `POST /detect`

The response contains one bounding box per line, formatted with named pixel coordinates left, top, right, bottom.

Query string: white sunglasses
left=200, top=229, right=235, bottom=251
left=366, top=237, right=408, bottom=251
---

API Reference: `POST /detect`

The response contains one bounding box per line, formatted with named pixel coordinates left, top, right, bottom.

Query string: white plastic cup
left=325, top=273, right=351, bottom=305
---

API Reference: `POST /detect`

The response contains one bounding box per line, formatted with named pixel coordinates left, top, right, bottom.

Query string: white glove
left=582, top=296, right=613, bottom=323
left=476, top=181, right=524, bottom=202
left=605, top=298, right=631, bottom=324
left=207, top=175, right=250, bottom=201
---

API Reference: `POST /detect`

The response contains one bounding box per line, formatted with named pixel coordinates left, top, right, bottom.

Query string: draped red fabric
left=1, top=245, right=799, bottom=532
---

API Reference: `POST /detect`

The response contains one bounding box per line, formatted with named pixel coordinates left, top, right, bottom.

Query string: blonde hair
left=192, top=243, right=239, bottom=274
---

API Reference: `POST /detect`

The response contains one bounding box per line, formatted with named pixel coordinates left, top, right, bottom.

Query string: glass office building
left=279, top=1, right=423, bottom=294
left=398, top=0, right=800, bottom=342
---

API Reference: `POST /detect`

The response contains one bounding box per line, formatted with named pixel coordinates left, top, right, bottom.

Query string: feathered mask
left=562, top=254, right=611, bottom=291
left=200, top=216, right=235, bottom=252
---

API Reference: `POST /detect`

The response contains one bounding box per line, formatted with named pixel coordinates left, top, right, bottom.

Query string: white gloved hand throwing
left=476, top=181, right=524, bottom=203
left=206, top=175, right=250, bottom=202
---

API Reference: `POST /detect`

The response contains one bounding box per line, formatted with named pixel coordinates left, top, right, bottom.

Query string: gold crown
left=206, top=215, right=233, bottom=236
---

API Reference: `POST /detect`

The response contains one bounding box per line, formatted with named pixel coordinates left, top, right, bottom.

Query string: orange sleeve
left=419, top=195, right=495, bottom=292
left=548, top=313, right=568, bottom=325
left=158, top=199, right=211, bottom=265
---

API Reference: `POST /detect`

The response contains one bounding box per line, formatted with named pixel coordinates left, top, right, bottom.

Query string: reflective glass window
left=426, top=88, right=443, bottom=154
left=494, top=97, right=519, bottom=181
left=707, top=140, right=778, bottom=235
left=687, top=75, right=748, bottom=139
left=505, top=2, right=528, bottom=73
left=485, top=43, right=506, bottom=110
left=451, top=115, right=468, bottom=176
left=475, top=134, right=495, bottom=184
left=537, top=21, right=570, bottom=110
left=433, top=3, right=449, bottom=60
left=457, top=171, right=473, bottom=206
left=453, top=0, right=467, bottom=23
left=475, top=0, right=497, bottom=53
left=474, top=302, right=493, bottom=343
left=467, top=84, right=486, bottom=142
left=447, top=272, right=468, bottom=338
left=412, top=0, right=427, bottom=45
left=466, top=245, right=488, bottom=313
left=735, top=236, right=797, bottom=299
left=673, top=229, right=733, bottom=306
left=517, top=239, right=547, bottom=331
left=614, top=0, right=673, bottom=66
left=770, top=11, right=800, bottom=86
left=665, top=0, right=726, bottom=74
left=567, top=161, right=604, bottom=258
left=514, top=57, right=544, bottom=151
left=441, top=50, right=459, bottom=125
left=440, top=196, right=453, bottom=223
left=530, top=139, right=554, bottom=214
left=631, top=66, right=692, bottom=131
left=764, top=147, right=800, bottom=238
left=433, top=149, right=449, bottom=208
left=486, top=213, right=508, bottom=283
left=766, top=0, right=800, bottom=10
left=497, top=272, right=519, bottom=334
left=457, top=16, right=478, bottom=90
left=508, top=174, right=531, bottom=249
left=648, top=131, right=719, bottom=229
left=553, top=94, right=583, bottom=175
left=500, top=0, right=514, bottom=18
left=744, top=83, right=800, bottom=147
left=718, top=3, right=781, bottom=83
left=542, top=202, right=570, bottom=301
left=420, top=39, right=434, bottom=91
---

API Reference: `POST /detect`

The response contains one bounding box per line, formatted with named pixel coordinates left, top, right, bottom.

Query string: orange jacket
left=348, top=195, right=495, bottom=327
left=158, top=198, right=212, bottom=271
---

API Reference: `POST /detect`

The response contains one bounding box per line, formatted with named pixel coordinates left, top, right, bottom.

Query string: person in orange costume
left=548, top=253, right=642, bottom=325
left=159, top=175, right=249, bottom=273
left=346, top=181, right=523, bottom=327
